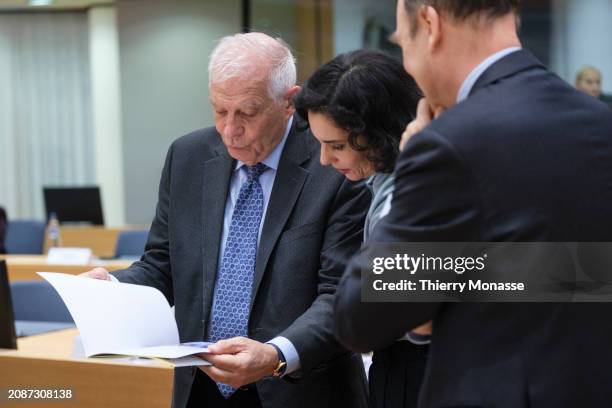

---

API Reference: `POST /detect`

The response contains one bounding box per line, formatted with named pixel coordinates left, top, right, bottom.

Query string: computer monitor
left=0, top=260, right=17, bottom=349
left=43, top=186, right=105, bottom=226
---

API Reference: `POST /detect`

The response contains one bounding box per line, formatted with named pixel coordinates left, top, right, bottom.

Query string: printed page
left=39, top=272, right=180, bottom=357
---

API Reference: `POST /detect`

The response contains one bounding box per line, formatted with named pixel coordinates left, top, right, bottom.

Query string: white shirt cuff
left=400, top=331, right=431, bottom=345
left=109, top=274, right=118, bottom=282
left=267, top=336, right=300, bottom=376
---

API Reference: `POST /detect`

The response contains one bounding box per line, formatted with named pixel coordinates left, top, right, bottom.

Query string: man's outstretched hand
left=198, top=337, right=279, bottom=389
left=79, top=267, right=111, bottom=280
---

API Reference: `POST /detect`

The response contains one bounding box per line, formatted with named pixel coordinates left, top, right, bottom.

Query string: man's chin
left=227, top=147, right=257, bottom=165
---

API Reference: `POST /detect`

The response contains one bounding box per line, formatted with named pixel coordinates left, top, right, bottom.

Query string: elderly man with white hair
left=83, top=32, right=369, bottom=408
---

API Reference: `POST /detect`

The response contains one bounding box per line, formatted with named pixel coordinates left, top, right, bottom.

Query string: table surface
left=15, top=320, right=77, bottom=338
left=0, top=255, right=134, bottom=281
left=1, top=254, right=132, bottom=267
left=1, top=328, right=169, bottom=368
left=43, top=225, right=148, bottom=258
left=0, top=329, right=174, bottom=408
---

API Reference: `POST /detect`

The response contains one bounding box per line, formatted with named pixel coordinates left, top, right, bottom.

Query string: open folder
left=38, top=272, right=211, bottom=367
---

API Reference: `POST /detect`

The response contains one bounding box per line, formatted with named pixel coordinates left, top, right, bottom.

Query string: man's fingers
left=416, top=98, right=434, bottom=123
left=400, top=98, right=437, bottom=151
left=412, top=320, right=433, bottom=335
left=202, top=353, right=243, bottom=371
left=400, top=122, right=419, bottom=151
left=400, top=130, right=411, bottom=151
left=406, top=121, right=421, bottom=135
left=208, top=337, right=248, bottom=354
left=200, top=365, right=247, bottom=389
left=200, top=365, right=232, bottom=384
left=79, top=267, right=110, bottom=280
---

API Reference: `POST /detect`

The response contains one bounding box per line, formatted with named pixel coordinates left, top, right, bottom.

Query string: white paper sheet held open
left=38, top=272, right=211, bottom=367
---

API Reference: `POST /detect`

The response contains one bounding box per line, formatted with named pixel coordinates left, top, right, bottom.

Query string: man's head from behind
left=575, top=66, right=602, bottom=98
left=393, top=0, right=521, bottom=108
left=208, top=32, right=299, bottom=165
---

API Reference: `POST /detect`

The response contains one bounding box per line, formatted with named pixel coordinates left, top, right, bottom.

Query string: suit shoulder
left=169, top=126, right=222, bottom=156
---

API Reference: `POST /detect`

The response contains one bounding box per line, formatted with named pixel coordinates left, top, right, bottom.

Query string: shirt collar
left=456, top=47, right=522, bottom=103
left=365, top=172, right=393, bottom=195
left=235, top=115, right=293, bottom=172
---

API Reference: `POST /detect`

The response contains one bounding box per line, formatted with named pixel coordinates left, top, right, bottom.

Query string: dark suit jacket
left=334, top=50, right=612, bottom=407
left=0, top=207, right=6, bottom=254
left=600, top=93, right=612, bottom=110
left=114, top=119, right=369, bottom=408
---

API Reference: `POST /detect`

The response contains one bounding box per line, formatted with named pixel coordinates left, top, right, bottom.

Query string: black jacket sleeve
left=334, top=129, right=481, bottom=352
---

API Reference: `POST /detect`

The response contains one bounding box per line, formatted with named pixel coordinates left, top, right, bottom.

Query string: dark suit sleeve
left=111, top=143, right=174, bottom=304
left=334, top=129, right=481, bottom=352
left=0, top=207, right=6, bottom=254
left=278, top=178, right=371, bottom=376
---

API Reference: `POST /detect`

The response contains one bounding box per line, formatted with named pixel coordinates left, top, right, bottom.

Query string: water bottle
left=47, top=212, right=61, bottom=248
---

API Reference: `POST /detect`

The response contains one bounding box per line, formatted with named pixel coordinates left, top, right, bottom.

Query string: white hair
left=208, top=32, right=297, bottom=104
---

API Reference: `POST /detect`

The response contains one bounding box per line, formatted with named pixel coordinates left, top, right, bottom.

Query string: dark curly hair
left=294, top=49, right=421, bottom=173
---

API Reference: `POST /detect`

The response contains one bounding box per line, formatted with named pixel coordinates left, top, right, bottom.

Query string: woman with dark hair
left=294, top=49, right=429, bottom=408
left=295, top=49, right=420, bottom=239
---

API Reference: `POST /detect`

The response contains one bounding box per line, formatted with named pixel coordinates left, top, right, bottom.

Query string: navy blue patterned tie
left=208, top=162, right=267, bottom=398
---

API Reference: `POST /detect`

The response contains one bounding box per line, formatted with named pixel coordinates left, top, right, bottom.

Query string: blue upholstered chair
left=5, top=220, right=46, bottom=254
left=114, top=230, right=148, bottom=259
left=10, top=280, right=73, bottom=323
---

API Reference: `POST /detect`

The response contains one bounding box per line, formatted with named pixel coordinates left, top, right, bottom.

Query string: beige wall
left=251, top=0, right=334, bottom=84
left=117, top=0, right=241, bottom=224
left=89, top=5, right=125, bottom=227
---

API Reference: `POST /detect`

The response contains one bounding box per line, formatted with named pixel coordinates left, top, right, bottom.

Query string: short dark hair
left=403, top=0, right=521, bottom=21
left=294, top=50, right=421, bottom=173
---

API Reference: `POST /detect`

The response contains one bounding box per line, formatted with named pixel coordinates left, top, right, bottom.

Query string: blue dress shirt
left=456, top=47, right=522, bottom=103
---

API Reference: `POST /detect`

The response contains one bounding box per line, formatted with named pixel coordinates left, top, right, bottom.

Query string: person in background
left=294, top=49, right=428, bottom=408
left=0, top=207, right=6, bottom=254
left=82, top=32, right=369, bottom=408
left=575, top=65, right=612, bottom=109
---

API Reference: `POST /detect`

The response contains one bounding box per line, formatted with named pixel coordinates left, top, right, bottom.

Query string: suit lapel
left=201, top=145, right=235, bottom=331
left=249, top=124, right=311, bottom=310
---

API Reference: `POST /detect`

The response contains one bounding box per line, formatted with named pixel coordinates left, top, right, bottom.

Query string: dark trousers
left=369, top=341, right=428, bottom=408
left=186, top=370, right=262, bottom=408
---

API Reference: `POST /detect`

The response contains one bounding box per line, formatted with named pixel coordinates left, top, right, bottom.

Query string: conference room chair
left=114, top=230, right=148, bottom=259
left=10, top=280, right=73, bottom=323
left=5, top=220, right=46, bottom=254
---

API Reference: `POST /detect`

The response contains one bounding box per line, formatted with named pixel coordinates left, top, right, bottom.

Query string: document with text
left=39, top=272, right=211, bottom=367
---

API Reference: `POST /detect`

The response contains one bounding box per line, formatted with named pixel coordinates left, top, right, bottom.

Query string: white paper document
left=38, top=272, right=211, bottom=367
